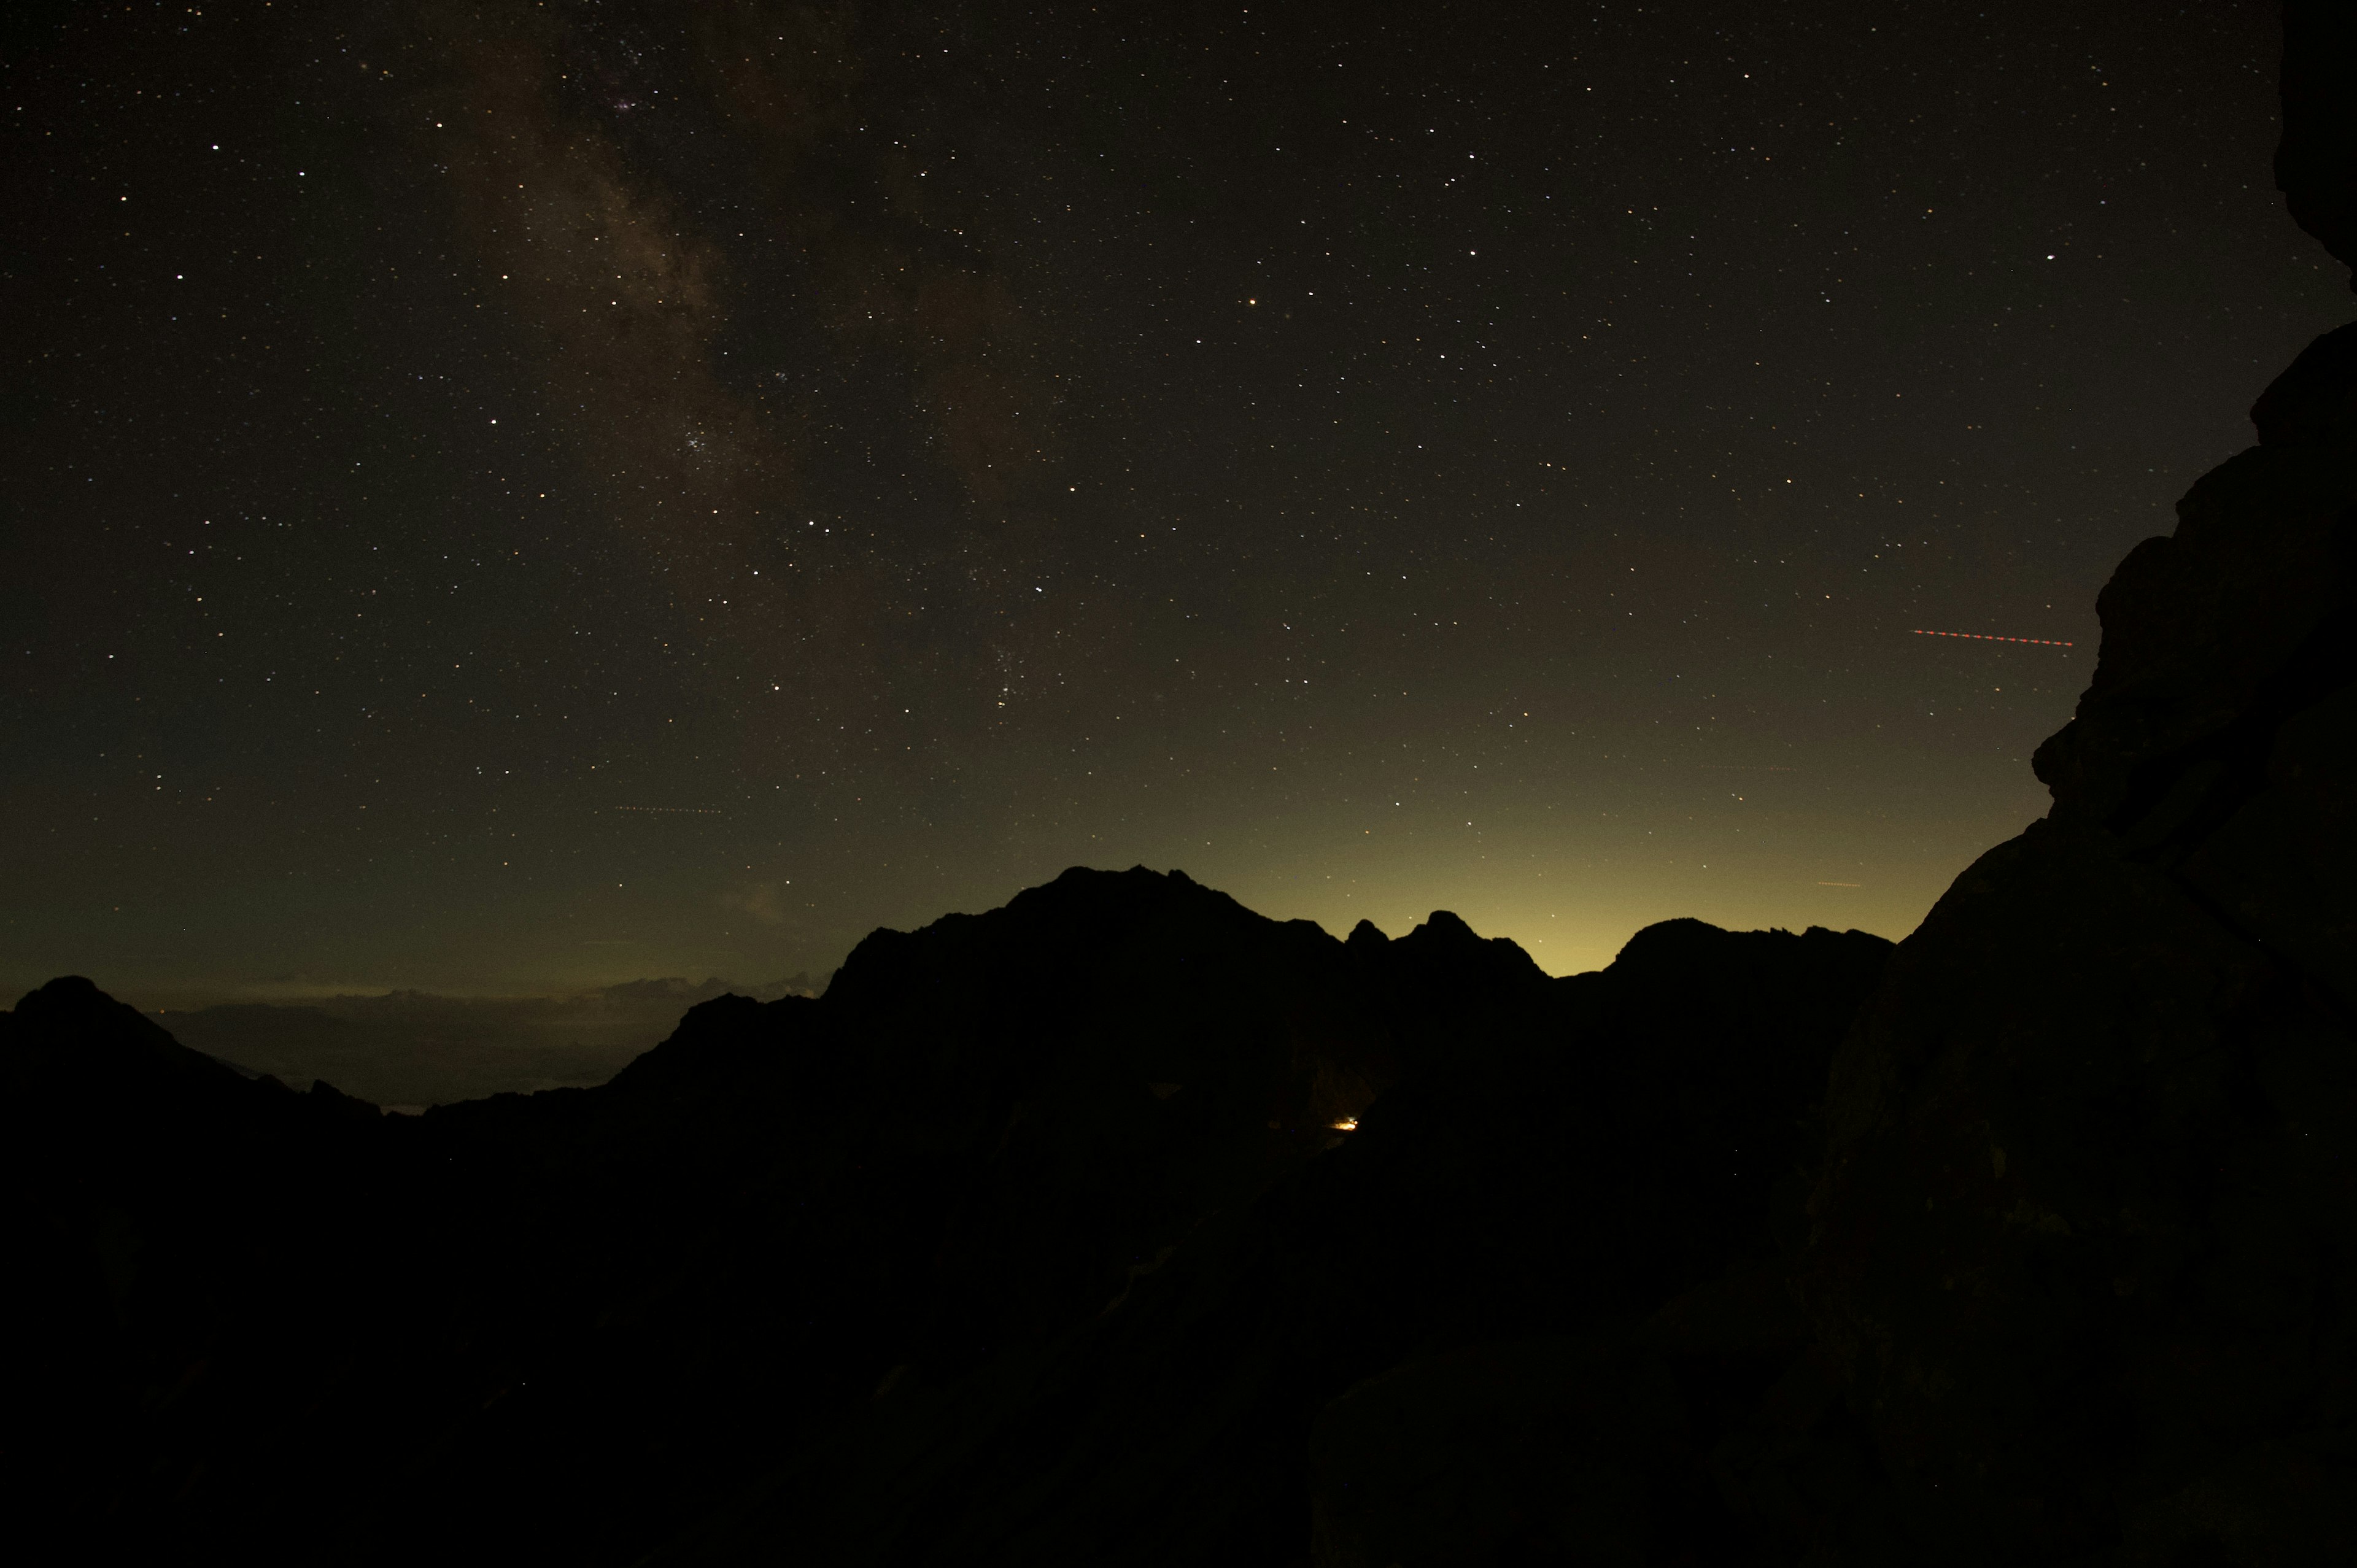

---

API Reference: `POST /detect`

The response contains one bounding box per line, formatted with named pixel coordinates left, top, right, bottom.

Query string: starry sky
left=4, top=0, right=2346, bottom=1003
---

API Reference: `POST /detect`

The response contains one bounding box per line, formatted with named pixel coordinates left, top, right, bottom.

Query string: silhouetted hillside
left=2, top=871, right=1889, bottom=1564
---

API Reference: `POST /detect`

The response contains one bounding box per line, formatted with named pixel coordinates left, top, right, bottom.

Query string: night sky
left=4, top=0, right=2345, bottom=1005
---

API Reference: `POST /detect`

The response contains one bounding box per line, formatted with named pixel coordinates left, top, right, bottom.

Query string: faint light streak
left=1911, top=629, right=2072, bottom=646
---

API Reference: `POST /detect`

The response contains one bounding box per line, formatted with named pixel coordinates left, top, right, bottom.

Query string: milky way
left=4, top=0, right=2346, bottom=1000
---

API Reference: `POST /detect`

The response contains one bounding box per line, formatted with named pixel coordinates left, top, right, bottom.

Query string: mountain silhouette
left=6, top=873, right=1888, bottom=1564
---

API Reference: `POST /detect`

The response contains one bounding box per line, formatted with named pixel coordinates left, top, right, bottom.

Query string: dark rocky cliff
left=1790, top=2, right=2357, bottom=1559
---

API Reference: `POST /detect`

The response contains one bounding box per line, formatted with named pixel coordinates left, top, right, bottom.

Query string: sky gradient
left=4, top=0, right=2347, bottom=1004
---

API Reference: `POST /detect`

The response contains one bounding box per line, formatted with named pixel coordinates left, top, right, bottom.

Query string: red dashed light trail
left=1911, top=630, right=2074, bottom=647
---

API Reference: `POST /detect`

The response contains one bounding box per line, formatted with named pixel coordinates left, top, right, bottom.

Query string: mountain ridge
left=4, top=876, right=1892, bottom=1564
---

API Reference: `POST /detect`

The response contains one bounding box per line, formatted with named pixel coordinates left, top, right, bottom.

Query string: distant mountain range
left=153, top=974, right=824, bottom=1108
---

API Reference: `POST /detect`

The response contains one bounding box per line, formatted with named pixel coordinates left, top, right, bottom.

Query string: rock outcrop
left=1792, top=3, right=2357, bottom=1559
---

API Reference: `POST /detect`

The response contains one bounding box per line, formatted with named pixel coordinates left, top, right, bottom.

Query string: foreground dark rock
left=1785, top=7, right=2357, bottom=1558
